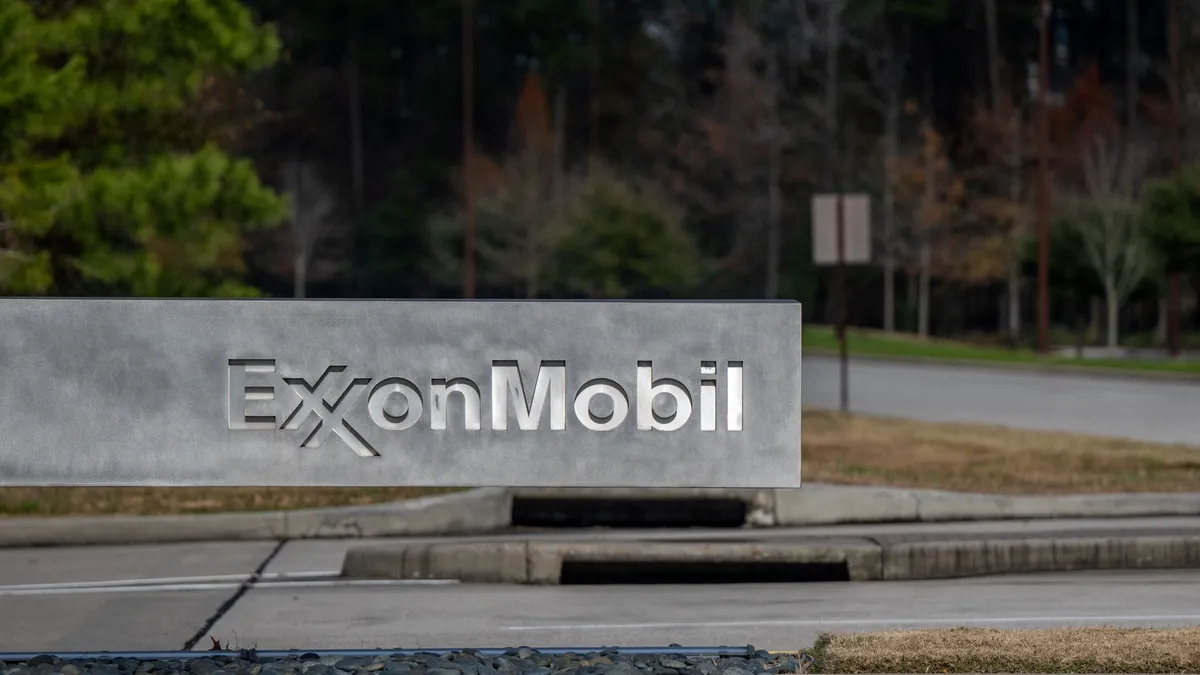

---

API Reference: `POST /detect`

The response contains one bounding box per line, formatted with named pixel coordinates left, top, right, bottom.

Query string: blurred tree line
left=5, top=0, right=1200, bottom=348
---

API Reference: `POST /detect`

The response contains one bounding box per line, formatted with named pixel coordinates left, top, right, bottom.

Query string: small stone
left=321, top=657, right=343, bottom=668
left=516, top=649, right=535, bottom=661
left=365, top=665, right=385, bottom=672
left=659, top=660, right=687, bottom=670
left=26, top=656, right=55, bottom=668
left=300, top=655, right=321, bottom=662
left=191, top=660, right=224, bottom=675
left=426, top=668, right=460, bottom=675
left=523, top=668, right=551, bottom=675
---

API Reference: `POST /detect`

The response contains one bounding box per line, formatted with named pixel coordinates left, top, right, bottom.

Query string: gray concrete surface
left=0, top=488, right=512, bottom=549
left=208, top=570, right=1200, bottom=651
left=772, top=484, right=1200, bottom=526
left=802, top=354, right=1200, bottom=445
left=3, top=534, right=1200, bottom=653
left=0, top=541, right=273, bottom=652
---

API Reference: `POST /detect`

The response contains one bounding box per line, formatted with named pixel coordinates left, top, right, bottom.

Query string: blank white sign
left=812, top=194, right=872, bottom=265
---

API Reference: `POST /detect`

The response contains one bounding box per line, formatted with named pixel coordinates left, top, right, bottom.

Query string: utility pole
left=462, top=0, right=477, bottom=299
left=1035, top=0, right=1052, bottom=354
left=1167, top=0, right=1184, bottom=356
left=827, top=0, right=847, bottom=413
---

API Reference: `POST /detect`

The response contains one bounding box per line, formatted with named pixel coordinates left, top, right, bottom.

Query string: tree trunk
left=1127, top=0, right=1140, bottom=129
left=1156, top=296, right=1168, bottom=345
left=589, top=0, right=600, bottom=172
left=766, top=138, right=782, bottom=298
left=985, top=0, right=1002, bottom=109
left=347, top=37, right=365, bottom=214
left=1007, top=115, right=1024, bottom=343
left=1169, top=273, right=1183, bottom=355
left=1106, top=285, right=1120, bottom=350
left=919, top=241, right=931, bottom=336
left=907, top=269, right=918, bottom=331
left=294, top=250, right=307, bottom=299
left=554, top=83, right=567, bottom=206
left=882, top=46, right=899, bottom=333
left=1007, top=257, right=1021, bottom=344
left=1088, top=295, right=1102, bottom=344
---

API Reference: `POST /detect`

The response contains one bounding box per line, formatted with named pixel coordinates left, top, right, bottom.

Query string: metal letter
left=280, top=366, right=377, bottom=457
left=636, top=361, right=692, bottom=432
left=573, top=378, right=629, bottom=431
left=367, top=378, right=424, bottom=431
left=700, top=361, right=717, bottom=432
left=430, top=378, right=481, bottom=431
left=491, top=360, right=566, bottom=431
left=227, top=359, right=277, bottom=430
left=727, top=361, right=743, bottom=431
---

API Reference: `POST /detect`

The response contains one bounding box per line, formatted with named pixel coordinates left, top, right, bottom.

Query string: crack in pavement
left=181, top=540, right=287, bottom=651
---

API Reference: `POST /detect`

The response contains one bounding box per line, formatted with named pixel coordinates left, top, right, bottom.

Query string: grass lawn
left=802, top=324, right=1200, bottom=375
left=4, top=408, right=1199, bottom=516
left=808, top=626, right=1200, bottom=673
left=801, top=408, right=1200, bottom=494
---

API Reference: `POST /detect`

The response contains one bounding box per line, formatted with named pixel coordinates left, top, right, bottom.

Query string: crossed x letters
left=280, top=366, right=378, bottom=457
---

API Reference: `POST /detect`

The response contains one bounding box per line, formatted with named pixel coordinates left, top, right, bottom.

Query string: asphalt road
left=802, top=354, right=1200, bottom=445
left=5, top=522, right=1200, bottom=653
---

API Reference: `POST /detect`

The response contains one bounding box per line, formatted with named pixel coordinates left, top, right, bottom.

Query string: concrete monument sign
left=0, top=299, right=801, bottom=487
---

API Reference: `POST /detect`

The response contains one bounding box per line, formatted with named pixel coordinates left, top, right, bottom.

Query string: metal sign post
left=812, top=193, right=871, bottom=413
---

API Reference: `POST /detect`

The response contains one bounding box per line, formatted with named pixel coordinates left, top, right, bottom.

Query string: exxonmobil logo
left=227, top=359, right=744, bottom=456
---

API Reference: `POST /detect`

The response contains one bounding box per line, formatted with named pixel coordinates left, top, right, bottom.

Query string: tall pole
left=828, top=1, right=847, bottom=414
left=1035, top=0, right=1052, bottom=354
left=836, top=194, right=848, bottom=414
left=1168, top=0, right=1184, bottom=356
left=462, top=0, right=477, bottom=299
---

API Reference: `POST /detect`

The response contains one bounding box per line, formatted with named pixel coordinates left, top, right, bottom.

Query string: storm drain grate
left=511, top=497, right=749, bottom=529
left=558, top=560, right=851, bottom=584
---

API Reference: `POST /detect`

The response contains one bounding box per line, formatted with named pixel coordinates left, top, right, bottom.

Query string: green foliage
left=1020, top=222, right=1104, bottom=305
left=0, top=0, right=285, bottom=297
left=545, top=168, right=710, bottom=299
left=1142, top=165, right=1200, bottom=275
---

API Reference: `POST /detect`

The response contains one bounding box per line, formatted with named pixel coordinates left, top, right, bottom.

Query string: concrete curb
left=771, top=484, right=1200, bottom=526
left=0, top=487, right=512, bottom=548
left=512, top=485, right=1200, bottom=527
left=803, top=347, right=1200, bottom=383
left=5, top=484, right=1200, bottom=547
left=340, top=533, right=1200, bottom=584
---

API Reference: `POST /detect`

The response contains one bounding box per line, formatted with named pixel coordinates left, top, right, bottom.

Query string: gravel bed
left=0, top=648, right=813, bottom=675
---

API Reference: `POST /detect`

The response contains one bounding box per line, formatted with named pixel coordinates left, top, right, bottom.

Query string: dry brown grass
left=814, top=626, right=1200, bottom=673
left=803, top=408, right=1200, bottom=494
left=0, top=486, right=460, bottom=517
